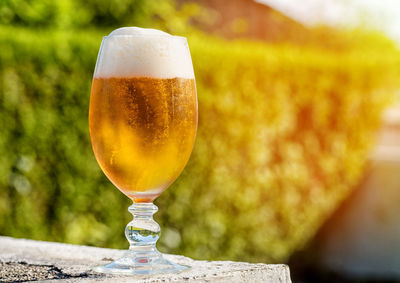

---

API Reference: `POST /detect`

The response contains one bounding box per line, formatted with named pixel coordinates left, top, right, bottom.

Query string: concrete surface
left=0, top=236, right=291, bottom=282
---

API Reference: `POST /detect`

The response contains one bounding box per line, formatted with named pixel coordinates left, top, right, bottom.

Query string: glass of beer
left=89, top=27, right=197, bottom=274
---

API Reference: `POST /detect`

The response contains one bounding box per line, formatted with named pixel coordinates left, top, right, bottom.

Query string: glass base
left=93, top=250, right=190, bottom=275
left=93, top=203, right=189, bottom=275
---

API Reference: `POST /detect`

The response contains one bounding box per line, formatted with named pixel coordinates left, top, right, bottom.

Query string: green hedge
left=0, top=0, right=191, bottom=35
left=0, top=26, right=399, bottom=263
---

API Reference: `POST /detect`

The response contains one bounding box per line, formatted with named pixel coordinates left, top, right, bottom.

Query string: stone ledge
left=0, top=236, right=291, bottom=282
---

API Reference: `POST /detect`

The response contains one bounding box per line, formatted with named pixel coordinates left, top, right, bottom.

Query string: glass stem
left=125, top=202, right=161, bottom=259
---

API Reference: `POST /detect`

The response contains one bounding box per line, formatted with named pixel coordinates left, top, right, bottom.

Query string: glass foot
left=93, top=250, right=189, bottom=275
left=94, top=202, right=189, bottom=275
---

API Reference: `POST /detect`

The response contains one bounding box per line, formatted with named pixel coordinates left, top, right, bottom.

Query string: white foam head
left=94, top=27, right=194, bottom=79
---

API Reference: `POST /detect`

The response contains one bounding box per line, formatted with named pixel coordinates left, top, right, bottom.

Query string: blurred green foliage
left=0, top=0, right=153, bottom=27
left=0, top=0, right=200, bottom=33
left=1, top=0, right=400, bottom=263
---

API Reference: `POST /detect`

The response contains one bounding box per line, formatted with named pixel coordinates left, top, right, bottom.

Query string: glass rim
left=102, top=34, right=188, bottom=41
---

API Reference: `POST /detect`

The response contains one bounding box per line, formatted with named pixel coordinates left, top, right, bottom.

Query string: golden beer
left=89, top=76, right=197, bottom=202
left=90, top=27, right=196, bottom=274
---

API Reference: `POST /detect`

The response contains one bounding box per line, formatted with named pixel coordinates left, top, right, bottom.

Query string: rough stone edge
left=0, top=236, right=291, bottom=282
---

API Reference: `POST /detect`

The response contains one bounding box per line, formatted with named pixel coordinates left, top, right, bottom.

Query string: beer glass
left=89, top=27, right=197, bottom=274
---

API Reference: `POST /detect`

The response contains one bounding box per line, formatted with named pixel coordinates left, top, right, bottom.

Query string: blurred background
left=0, top=0, right=399, bottom=282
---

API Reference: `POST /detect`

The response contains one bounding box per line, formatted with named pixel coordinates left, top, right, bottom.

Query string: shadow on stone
left=0, top=261, right=96, bottom=282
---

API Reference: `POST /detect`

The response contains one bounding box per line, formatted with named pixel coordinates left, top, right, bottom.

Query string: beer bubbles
left=90, top=27, right=197, bottom=202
